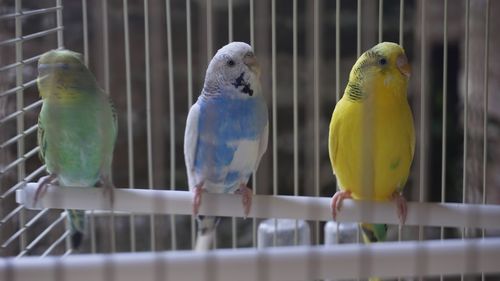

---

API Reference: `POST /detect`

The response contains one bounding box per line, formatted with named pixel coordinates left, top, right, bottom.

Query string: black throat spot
left=232, top=72, right=253, bottom=96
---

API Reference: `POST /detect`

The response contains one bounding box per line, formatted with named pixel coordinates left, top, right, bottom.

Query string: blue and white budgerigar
left=184, top=42, right=268, bottom=251
left=36, top=49, right=117, bottom=249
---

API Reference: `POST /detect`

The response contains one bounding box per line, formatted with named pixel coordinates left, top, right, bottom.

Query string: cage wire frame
left=1, top=0, right=500, bottom=280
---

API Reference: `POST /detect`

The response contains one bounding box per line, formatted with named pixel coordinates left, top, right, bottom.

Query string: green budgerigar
left=36, top=49, right=117, bottom=249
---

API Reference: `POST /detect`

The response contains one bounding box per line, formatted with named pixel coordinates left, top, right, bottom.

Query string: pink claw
left=330, top=190, right=352, bottom=221
left=236, top=184, right=252, bottom=217
left=392, top=192, right=408, bottom=225
left=101, top=175, right=115, bottom=206
left=34, top=174, right=57, bottom=205
left=192, top=183, right=204, bottom=215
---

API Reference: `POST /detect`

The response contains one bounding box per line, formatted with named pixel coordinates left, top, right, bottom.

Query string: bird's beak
left=396, top=53, right=411, bottom=78
left=244, top=52, right=260, bottom=76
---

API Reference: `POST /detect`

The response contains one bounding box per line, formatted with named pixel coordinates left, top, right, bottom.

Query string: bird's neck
left=345, top=75, right=408, bottom=103
left=41, top=86, right=101, bottom=106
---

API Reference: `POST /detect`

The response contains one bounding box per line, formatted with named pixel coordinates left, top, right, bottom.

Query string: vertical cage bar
left=313, top=0, right=320, bottom=245
left=82, top=0, right=89, bottom=66
left=57, top=0, right=67, bottom=253
left=336, top=0, right=347, bottom=246
left=227, top=0, right=236, bottom=249
left=14, top=0, right=26, bottom=253
left=165, top=0, right=177, bottom=251
left=481, top=8, right=490, bottom=281
left=335, top=0, right=342, bottom=221
left=90, top=209, right=96, bottom=253
left=292, top=0, right=299, bottom=245
left=102, top=0, right=110, bottom=94
left=397, top=0, right=406, bottom=251
left=378, top=0, right=383, bottom=42
left=144, top=0, right=156, bottom=251
left=357, top=0, right=361, bottom=57
left=440, top=0, right=448, bottom=241
left=123, top=0, right=136, bottom=253
left=399, top=0, right=404, bottom=47
left=250, top=0, right=256, bottom=248
left=56, top=0, right=63, bottom=47
left=228, top=0, right=233, bottom=42
left=271, top=0, right=278, bottom=246
left=418, top=0, right=426, bottom=245
left=462, top=2, right=470, bottom=280
left=462, top=0, right=470, bottom=209
left=101, top=0, right=115, bottom=253
left=232, top=217, right=237, bottom=248
left=64, top=211, right=71, bottom=252
left=482, top=2, right=490, bottom=279
left=482, top=0, right=489, bottom=234
left=462, top=0, right=470, bottom=247
left=335, top=0, right=340, bottom=102
left=439, top=3, right=448, bottom=279
left=186, top=0, right=193, bottom=108
left=186, top=0, right=196, bottom=249
left=356, top=0, right=362, bottom=249
left=206, top=0, right=213, bottom=63
left=335, top=3, right=342, bottom=244
left=250, top=0, right=254, bottom=47
left=271, top=0, right=277, bottom=197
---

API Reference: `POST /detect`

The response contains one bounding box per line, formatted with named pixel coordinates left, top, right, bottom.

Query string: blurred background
left=0, top=0, right=498, bottom=257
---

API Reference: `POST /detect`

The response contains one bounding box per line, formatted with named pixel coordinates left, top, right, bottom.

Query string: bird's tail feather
left=67, top=209, right=85, bottom=249
left=194, top=216, right=220, bottom=252
left=360, top=223, right=388, bottom=243
left=195, top=231, right=215, bottom=252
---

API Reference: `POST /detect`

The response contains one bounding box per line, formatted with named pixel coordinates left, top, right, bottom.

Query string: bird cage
left=1, top=0, right=499, bottom=280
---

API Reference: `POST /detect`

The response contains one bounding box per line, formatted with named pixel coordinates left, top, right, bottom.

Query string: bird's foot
left=392, top=191, right=407, bottom=225
left=34, top=174, right=58, bottom=205
left=101, top=175, right=115, bottom=207
left=192, top=182, right=204, bottom=215
left=331, top=190, right=352, bottom=221
left=235, top=184, right=252, bottom=218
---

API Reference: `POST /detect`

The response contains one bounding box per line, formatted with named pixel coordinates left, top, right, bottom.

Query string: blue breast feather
left=193, top=95, right=268, bottom=189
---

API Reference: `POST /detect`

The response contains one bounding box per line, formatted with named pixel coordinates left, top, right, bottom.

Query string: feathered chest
left=197, top=96, right=268, bottom=142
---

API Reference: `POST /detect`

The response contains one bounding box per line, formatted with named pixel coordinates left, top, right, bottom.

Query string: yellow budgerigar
left=329, top=42, right=415, bottom=244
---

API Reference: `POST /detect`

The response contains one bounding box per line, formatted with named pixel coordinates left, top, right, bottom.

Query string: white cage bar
left=1, top=238, right=500, bottom=281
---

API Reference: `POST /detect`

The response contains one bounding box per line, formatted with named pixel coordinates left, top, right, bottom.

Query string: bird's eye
left=61, top=63, right=70, bottom=70
left=378, top=58, right=387, bottom=66
left=227, top=59, right=235, bottom=67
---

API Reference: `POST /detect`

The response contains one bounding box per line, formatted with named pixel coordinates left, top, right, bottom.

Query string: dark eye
left=378, top=58, right=387, bottom=66
left=61, top=63, right=70, bottom=70
left=227, top=59, right=235, bottom=67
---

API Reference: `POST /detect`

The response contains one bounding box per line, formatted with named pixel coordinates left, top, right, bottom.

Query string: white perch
left=1, top=238, right=500, bottom=281
left=17, top=183, right=500, bottom=229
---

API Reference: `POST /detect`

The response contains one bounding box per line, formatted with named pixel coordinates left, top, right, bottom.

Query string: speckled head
left=202, top=42, right=262, bottom=98
left=37, top=49, right=98, bottom=100
left=351, top=42, right=410, bottom=80
left=345, top=42, right=410, bottom=101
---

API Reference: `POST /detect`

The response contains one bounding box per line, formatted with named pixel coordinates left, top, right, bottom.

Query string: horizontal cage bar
left=0, top=6, right=62, bottom=21
left=1, top=238, right=499, bottom=280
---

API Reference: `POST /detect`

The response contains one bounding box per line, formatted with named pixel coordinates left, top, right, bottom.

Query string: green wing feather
left=37, top=115, right=47, bottom=163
